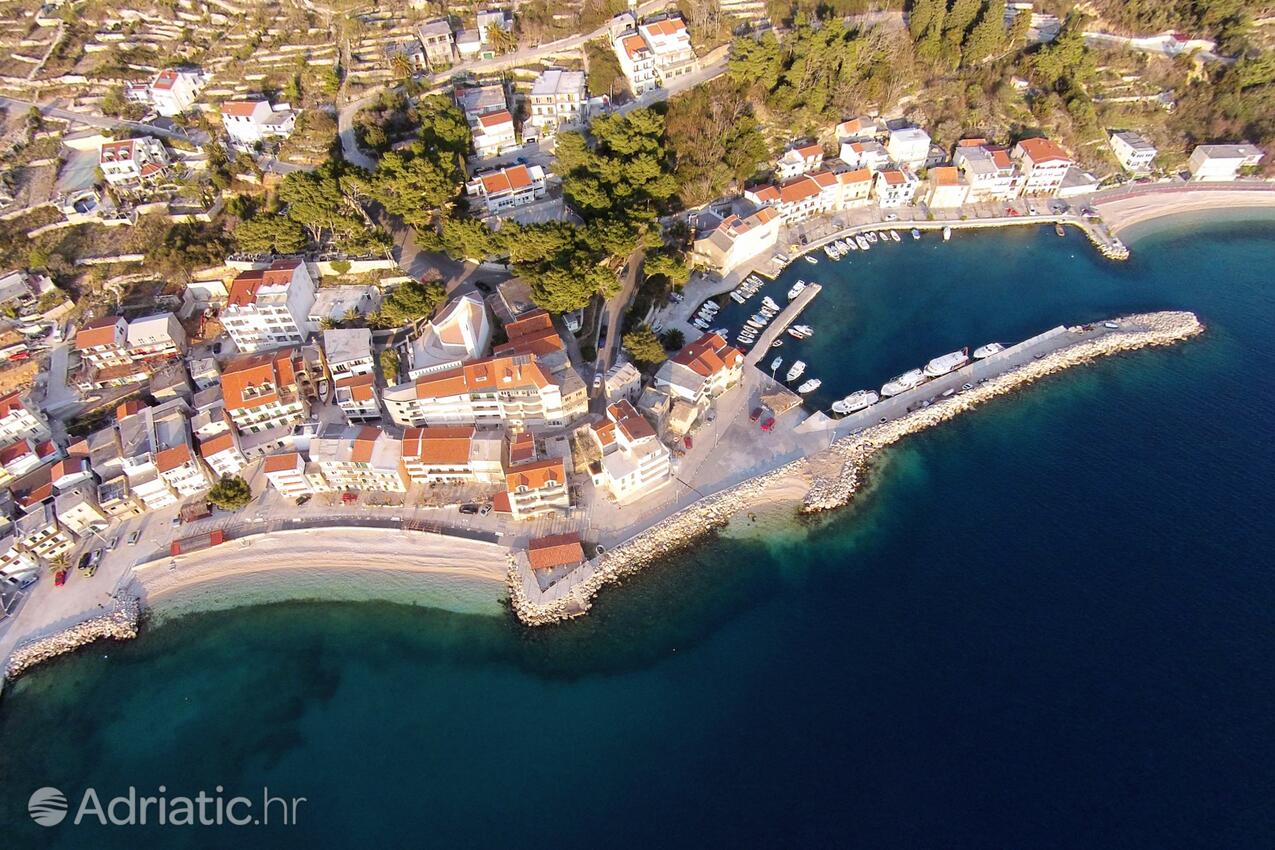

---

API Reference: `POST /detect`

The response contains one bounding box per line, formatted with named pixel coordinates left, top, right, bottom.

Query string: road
left=593, top=246, right=644, bottom=394
left=0, top=95, right=209, bottom=146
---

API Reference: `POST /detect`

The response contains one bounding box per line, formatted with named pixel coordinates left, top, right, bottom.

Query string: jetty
left=744, top=283, right=821, bottom=363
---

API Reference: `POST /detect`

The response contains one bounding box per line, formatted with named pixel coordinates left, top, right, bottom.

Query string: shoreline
left=1094, top=186, right=1275, bottom=237
left=511, top=310, right=1204, bottom=626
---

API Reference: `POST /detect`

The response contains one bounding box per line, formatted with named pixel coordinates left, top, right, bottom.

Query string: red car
left=54, top=569, right=68, bottom=587
left=683, top=435, right=693, bottom=450
left=749, top=407, right=764, bottom=422
left=760, top=416, right=775, bottom=432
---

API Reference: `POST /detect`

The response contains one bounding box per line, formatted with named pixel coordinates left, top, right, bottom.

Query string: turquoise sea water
left=2, top=216, right=1274, bottom=848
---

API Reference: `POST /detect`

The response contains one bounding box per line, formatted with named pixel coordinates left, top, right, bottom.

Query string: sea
left=1, top=213, right=1273, bottom=849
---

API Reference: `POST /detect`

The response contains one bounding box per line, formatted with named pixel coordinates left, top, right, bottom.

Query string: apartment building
left=53, top=485, right=109, bottom=537
left=220, top=348, right=309, bottom=435
left=310, top=424, right=406, bottom=493
left=1013, top=137, right=1073, bottom=195
left=745, top=168, right=875, bottom=224
left=886, top=127, right=932, bottom=170
left=99, top=137, right=170, bottom=190
left=322, top=328, right=374, bottom=379
left=262, top=452, right=320, bottom=499
left=220, top=98, right=297, bottom=148
left=221, top=259, right=316, bottom=353
left=954, top=142, right=1022, bottom=201
left=638, top=15, right=698, bottom=85
left=399, top=425, right=505, bottom=484
left=654, top=333, right=744, bottom=411
left=471, top=109, right=517, bottom=159
left=147, top=68, right=207, bottom=117
left=15, top=503, right=75, bottom=565
left=835, top=116, right=888, bottom=144
left=126, top=312, right=186, bottom=360
left=417, top=18, right=457, bottom=67
left=691, top=207, right=782, bottom=274
left=383, top=354, right=579, bottom=432
left=612, top=16, right=658, bottom=95
left=117, top=402, right=178, bottom=511
left=926, top=166, right=970, bottom=208
left=333, top=373, right=381, bottom=422
left=775, top=142, right=824, bottom=181
left=1109, top=131, right=1157, bottom=175
left=0, top=391, right=51, bottom=446
left=0, top=438, right=58, bottom=485
left=465, top=164, right=548, bottom=216
left=838, top=139, right=891, bottom=172
left=873, top=167, right=921, bottom=208
left=502, top=456, right=569, bottom=520
left=0, top=534, right=38, bottom=582
left=198, top=430, right=248, bottom=479
left=1188, top=144, right=1265, bottom=181
left=527, top=69, right=588, bottom=137
left=588, top=400, right=672, bottom=505
left=96, top=476, right=143, bottom=518
left=75, top=316, right=131, bottom=369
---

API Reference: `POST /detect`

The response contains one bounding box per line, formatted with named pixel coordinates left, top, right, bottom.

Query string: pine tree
left=963, top=0, right=1007, bottom=65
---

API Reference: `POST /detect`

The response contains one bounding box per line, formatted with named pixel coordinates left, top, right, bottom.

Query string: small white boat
left=844, top=238, right=857, bottom=251
left=855, top=235, right=870, bottom=250
left=786, top=327, right=810, bottom=340
left=866, top=231, right=878, bottom=244
left=790, top=324, right=813, bottom=337
left=731, top=291, right=747, bottom=303
left=786, top=360, right=806, bottom=382
left=805, top=255, right=818, bottom=265
left=889, top=230, right=901, bottom=242
left=1104, top=321, right=1120, bottom=329
left=831, top=390, right=879, bottom=415
left=788, top=281, right=807, bottom=300
left=923, top=348, right=970, bottom=378
left=881, top=368, right=926, bottom=397
left=710, top=327, right=728, bottom=337
left=911, top=228, right=921, bottom=240
left=761, top=296, right=780, bottom=311
left=942, top=226, right=952, bottom=241
left=835, top=239, right=849, bottom=253
left=771, top=339, right=783, bottom=348
left=770, top=356, right=782, bottom=371
left=797, top=378, right=822, bottom=394
left=972, top=342, right=1004, bottom=360
left=824, top=245, right=837, bottom=260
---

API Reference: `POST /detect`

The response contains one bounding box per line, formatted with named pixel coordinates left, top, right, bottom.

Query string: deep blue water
left=2, top=216, right=1274, bottom=848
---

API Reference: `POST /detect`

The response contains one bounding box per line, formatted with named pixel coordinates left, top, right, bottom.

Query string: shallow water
left=2, top=218, right=1273, bottom=848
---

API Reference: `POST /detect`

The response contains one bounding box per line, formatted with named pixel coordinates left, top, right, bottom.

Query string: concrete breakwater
left=5, top=598, right=141, bottom=680
left=511, top=310, right=1202, bottom=626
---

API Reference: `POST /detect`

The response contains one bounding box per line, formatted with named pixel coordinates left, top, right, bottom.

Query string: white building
left=333, top=373, right=381, bottom=422
left=1188, top=144, right=1265, bottom=181
left=0, top=391, right=50, bottom=447
left=873, top=167, right=921, bottom=208
left=323, top=328, right=374, bottom=379
left=405, top=293, right=491, bottom=378
left=308, top=285, right=379, bottom=327
left=198, top=430, right=248, bottom=479
left=262, top=452, right=321, bottom=499
left=1012, top=137, right=1073, bottom=196
left=54, top=485, right=110, bottom=537
left=654, top=332, right=745, bottom=411
left=470, top=109, right=517, bottom=159
left=886, top=127, right=932, bottom=171
left=126, top=312, right=186, bottom=361
left=501, top=455, right=570, bottom=520
left=15, top=503, right=74, bottom=565
left=220, top=348, right=309, bottom=435
left=465, top=164, right=547, bottom=216
left=1108, top=131, right=1157, bottom=174
left=603, top=361, right=642, bottom=404
left=745, top=168, right=874, bottom=224
left=221, top=259, right=316, bottom=353
left=588, top=400, right=672, bottom=504
left=219, top=98, right=297, bottom=148
left=99, top=137, right=170, bottom=190
left=528, top=69, right=588, bottom=137
left=75, top=316, right=131, bottom=369
left=147, top=68, right=207, bottom=117
left=0, top=534, right=38, bottom=583
left=638, top=14, right=698, bottom=86
left=691, top=207, right=782, bottom=274
left=838, top=139, right=891, bottom=172
left=774, top=142, right=824, bottom=181
left=926, top=166, right=970, bottom=208
left=835, top=116, right=888, bottom=144
left=954, top=142, right=1022, bottom=201
left=417, top=18, right=456, bottom=68
left=310, top=424, right=406, bottom=493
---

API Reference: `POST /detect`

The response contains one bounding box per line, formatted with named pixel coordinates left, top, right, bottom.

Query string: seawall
left=5, top=599, right=141, bottom=680
left=511, top=310, right=1203, bottom=626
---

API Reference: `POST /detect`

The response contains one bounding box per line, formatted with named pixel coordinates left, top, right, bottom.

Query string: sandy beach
left=1096, top=187, right=1275, bottom=235
left=130, top=527, right=513, bottom=617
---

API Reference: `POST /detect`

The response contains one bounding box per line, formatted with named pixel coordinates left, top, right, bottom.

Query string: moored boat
left=972, top=342, right=1004, bottom=359
left=788, top=280, right=807, bottom=300
left=786, top=360, right=806, bottom=382
left=805, top=255, right=818, bottom=264
left=923, top=348, right=970, bottom=378
left=770, top=356, right=782, bottom=371
left=855, top=235, right=870, bottom=250
left=831, top=389, right=879, bottom=415
left=889, top=230, right=901, bottom=242
left=797, top=378, right=822, bottom=394
left=1055, top=222, right=1065, bottom=237
left=881, top=368, right=925, bottom=397
left=942, top=226, right=952, bottom=241
left=911, top=228, right=921, bottom=239
left=866, top=231, right=878, bottom=243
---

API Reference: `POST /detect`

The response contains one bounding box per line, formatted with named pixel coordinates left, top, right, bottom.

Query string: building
left=99, top=137, right=170, bottom=190
left=220, top=348, right=308, bottom=435
left=886, top=127, right=932, bottom=170
left=147, top=68, right=206, bottom=117
left=309, top=425, right=406, bottom=493
left=612, top=15, right=658, bottom=95
left=53, top=485, right=109, bottom=537
left=75, top=316, right=131, bottom=369
left=465, top=164, right=548, bottom=216
left=604, top=361, right=642, bottom=404
left=455, top=82, right=508, bottom=122
left=0, top=535, right=38, bottom=582
left=399, top=425, right=505, bottom=484
left=691, top=207, right=781, bottom=273
left=839, top=139, right=891, bottom=172
left=528, top=69, right=588, bottom=137
left=1108, top=131, right=1157, bottom=174
left=417, top=19, right=456, bottom=68
left=775, top=142, right=824, bottom=181
left=873, top=167, right=921, bottom=207
left=588, top=400, right=672, bottom=504
left=1012, top=137, right=1073, bottom=196
left=502, top=456, right=569, bottom=520
left=262, top=452, right=317, bottom=499
left=954, top=142, right=1021, bottom=201
left=220, top=98, right=297, bottom=148
left=471, top=109, right=517, bottom=159
left=406, top=293, right=492, bottom=378
left=526, top=531, right=585, bottom=574
left=15, top=503, right=74, bottom=565
left=926, top=166, right=970, bottom=208
left=323, top=328, right=374, bottom=379
left=1187, top=144, right=1265, bottom=181
left=96, top=476, right=142, bottom=518
left=308, top=285, right=379, bottom=327
left=654, top=332, right=744, bottom=414
left=745, top=168, right=875, bottom=224
left=0, top=438, right=57, bottom=484
left=221, top=259, right=316, bottom=353
left=333, top=373, right=381, bottom=422
left=198, top=430, right=247, bottom=479
left=835, top=116, right=888, bottom=143
left=638, top=14, right=698, bottom=85
left=0, top=268, right=55, bottom=314
left=126, top=312, right=186, bottom=360
left=0, top=391, right=50, bottom=447
left=384, top=354, right=579, bottom=431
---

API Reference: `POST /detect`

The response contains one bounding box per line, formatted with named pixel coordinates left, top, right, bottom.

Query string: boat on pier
left=881, top=369, right=926, bottom=397
left=973, top=342, right=1004, bottom=359
left=831, top=390, right=879, bottom=415
left=923, top=348, right=970, bottom=378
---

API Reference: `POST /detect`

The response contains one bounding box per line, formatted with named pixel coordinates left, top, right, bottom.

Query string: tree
left=622, top=324, right=667, bottom=366
left=660, top=328, right=685, bottom=351
left=487, top=25, right=518, bottom=55
left=380, top=348, right=400, bottom=382
left=208, top=475, right=253, bottom=511
left=666, top=78, right=769, bottom=205
left=376, top=278, right=446, bottom=327
left=644, top=249, right=690, bottom=286
left=438, top=217, right=500, bottom=260
left=364, top=146, right=461, bottom=226
left=235, top=216, right=307, bottom=254
left=963, top=0, right=1007, bottom=66
left=417, top=95, right=472, bottom=157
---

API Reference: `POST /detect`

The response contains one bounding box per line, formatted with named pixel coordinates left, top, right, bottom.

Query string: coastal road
left=0, top=95, right=208, bottom=146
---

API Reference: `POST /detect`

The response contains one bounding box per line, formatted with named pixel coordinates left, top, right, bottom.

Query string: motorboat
left=881, top=368, right=925, bottom=397
left=855, top=235, right=870, bottom=250
left=923, top=348, right=970, bottom=378
left=770, top=356, right=783, bottom=371
left=786, top=360, right=806, bottom=382
left=890, top=230, right=901, bottom=242
left=911, top=228, right=921, bottom=240
left=787, top=327, right=809, bottom=340
left=943, top=226, right=952, bottom=241
left=797, top=378, right=822, bottom=394
left=835, top=239, right=850, bottom=253
left=761, top=296, right=780, bottom=311
left=805, top=255, right=818, bottom=264
left=788, top=280, right=807, bottom=300
left=844, top=238, right=857, bottom=251
left=866, top=231, right=878, bottom=243
left=790, top=324, right=813, bottom=337
left=731, top=291, right=747, bottom=303
left=831, top=390, right=879, bottom=415
left=973, top=342, right=1004, bottom=359
left=824, top=245, right=838, bottom=260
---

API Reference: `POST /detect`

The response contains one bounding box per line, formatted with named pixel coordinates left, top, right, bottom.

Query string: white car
left=592, top=374, right=603, bottom=392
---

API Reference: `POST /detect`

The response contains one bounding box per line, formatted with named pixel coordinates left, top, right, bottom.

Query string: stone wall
left=5, top=599, right=141, bottom=680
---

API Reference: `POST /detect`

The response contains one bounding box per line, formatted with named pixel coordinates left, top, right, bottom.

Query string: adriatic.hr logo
left=28, top=786, right=69, bottom=826
left=26, top=784, right=306, bottom=827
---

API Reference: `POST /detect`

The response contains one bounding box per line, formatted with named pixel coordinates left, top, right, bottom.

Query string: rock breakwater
left=511, top=311, right=1202, bottom=626
left=5, top=599, right=141, bottom=680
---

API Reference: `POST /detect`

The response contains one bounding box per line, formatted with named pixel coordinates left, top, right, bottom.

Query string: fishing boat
left=881, top=368, right=925, bottom=397
left=771, top=339, right=783, bottom=348
left=855, top=235, right=870, bottom=251
left=788, top=280, right=807, bottom=300
left=911, top=228, right=921, bottom=240
left=942, top=226, right=952, bottom=241
left=770, top=356, right=782, bottom=371
left=823, top=245, right=837, bottom=260
left=831, top=390, right=879, bottom=415
left=972, top=342, right=1004, bottom=359
left=787, top=327, right=810, bottom=340
left=797, top=378, right=822, bottom=394
left=805, top=255, right=818, bottom=265
left=786, top=360, right=806, bottom=382
left=923, top=348, right=970, bottom=378
left=889, top=230, right=901, bottom=242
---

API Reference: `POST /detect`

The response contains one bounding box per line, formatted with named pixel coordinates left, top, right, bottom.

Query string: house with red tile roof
left=587, top=399, right=671, bottom=504
left=526, top=532, right=585, bottom=571
left=399, top=425, right=505, bottom=484
left=501, top=455, right=569, bottom=520
left=1012, top=137, right=1074, bottom=195
left=465, top=164, right=548, bottom=216
left=147, top=68, right=206, bottom=117
left=310, top=424, right=406, bottom=493
left=471, top=108, right=516, bottom=158
left=0, top=390, right=50, bottom=446
left=220, top=348, right=308, bottom=435
left=654, top=332, right=744, bottom=409
left=926, top=166, right=970, bottom=208
left=198, top=430, right=248, bottom=479
left=220, top=259, right=316, bottom=354
left=333, top=373, right=381, bottom=423
left=219, top=97, right=296, bottom=148
left=99, top=137, right=170, bottom=191
left=75, top=316, right=131, bottom=368
left=872, top=166, right=921, bottom=208
left=954, top=142, right=1023, bottom=201
left=692, top=206, right=782, bottom=273
left=775, top=142, right=825, bottom=181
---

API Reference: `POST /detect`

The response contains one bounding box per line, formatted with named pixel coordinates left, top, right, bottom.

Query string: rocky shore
left=5, top=598, right=141, bottom=680
left=511, top=310, right=1203, bottom=626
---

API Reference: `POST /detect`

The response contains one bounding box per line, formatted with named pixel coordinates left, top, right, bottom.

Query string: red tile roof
left=608, top=399, right=655, bottom=442
left=227, top=259, right=303, bottom=307
left=76, top=316, right=124, bottom=350
left=527, top=532, right=584, bottom=570
left=672, top=332, right=742, bottom=378
left=401, top=425, right=475, bottom=465
left=505, top=456, right=563, bottom=491
left=477, top=110, right=513, bottom=128
left=198, top=431, right=237, bottom=458
left=155, top=444, right=193, bottom=473
left=1017, top=137, right=1071, bottom=164
left=221, top=99, right=264, bottom=118
left=221, top=349, right=298, bottom=412
left=478, top=164, right=533, bottom=195
left=263, top=452, right=302, bottom=474
left=412, top=355, right=550, bottom=400
left=0, top=390, right=25, bottom=419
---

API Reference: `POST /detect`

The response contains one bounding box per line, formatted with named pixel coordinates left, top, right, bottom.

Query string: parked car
left=128, top=530, right=141, bottom=545
left=592, top=373, right=603, bottom=392
left=459, top=504, right=480, bottom=515
left=54, top=569, right=68, bottom=587
left=760, top=416, right=775, bottom=432
left=683, top=435, right=693, bottom=450
left=749, top=407, right=764, bottom=422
